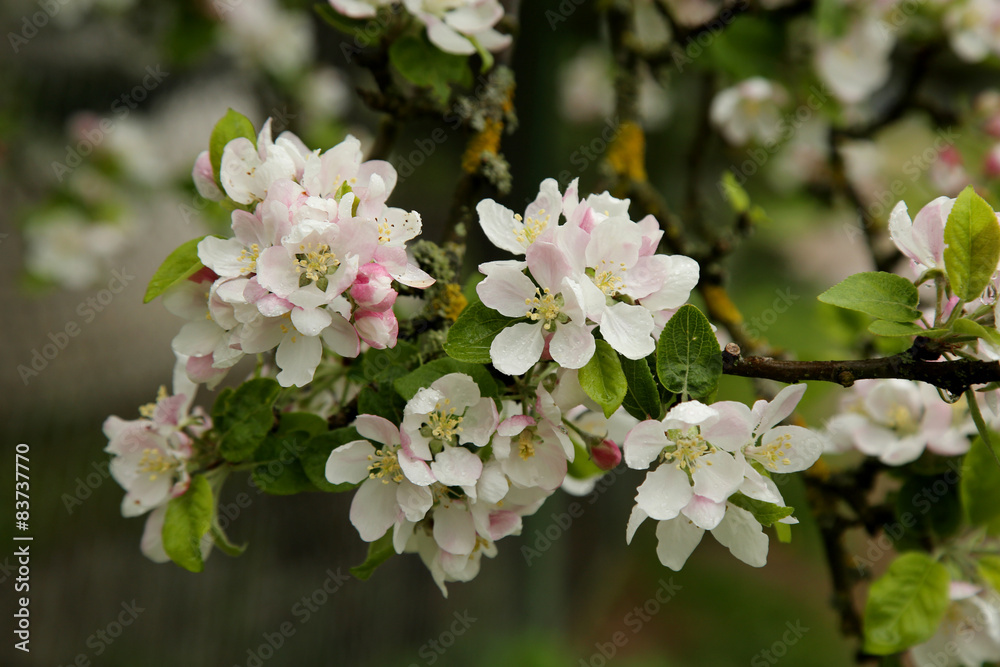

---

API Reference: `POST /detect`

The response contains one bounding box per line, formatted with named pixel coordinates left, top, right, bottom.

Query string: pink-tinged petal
left=198, top=236, right=247, bottom=277
left=624, top=420, right=669, bottom=469
left=701, top=401, right=753, bottom=451
left=503, top=437, right=567, bottom=491
left=433, top=504, right=477, bottom=555
left=355, top=414, right=401, bottom=447
left=354, top=309, right=398, bottom=349
left=738, top=454, right=785, bottom=504
left=549, top=323, right=596, bottom=371
left=586, top=218, right=641, bottom=269
left=192, top=151, right=223, bottom=201
left=654, top=516, right=705, bottom=571
left=349, top=479, right=398, bottom=542
left=626, top=505, right=648, bottom=544
left=637, top=255, right=700, bottom=311
left=490, top=321, right=545, bottom=376
left=635, top=465, right=694, bottom=521
left=755, top=383, right=807, bottom=435
left=477, top=266, right=536, bottom=317
left=275, top=332, right=322, bottom=387
left=663, top=400, right=718, bottom=430
left=231, top=209, right=265, bottom=247
left=460, top=398, right=499, bottom=447
left=911, top=196, right=952, bottom=267
left=526, top=240, right=573, bottom=292
left=488, top=510, right=521, bottom=540
left=256, top=246, right=300, bottom=297
left=186, top=355, right=228, bottom=386
left=477, top=199, right=524, bottom=254
left=399, top=444, right=436, bottom=486
left=691, top=450, right=743, bottom=503
left=219, top=138, right=261, bottom=204
left=140, top=506, right=170, bottom=563
left=426, top=20, right=476, bottom=54
left=325, top=439, right=376, bottom=484
left=172, top=320, right=225, bottom=357
left=431, top=447, right=484, bottom=487
left=682, top=495, right=727, bottom=530
left=320, top=313, right=360, bottom=358
left=498, top=414, right=535, bottom=437
left=599, top=302, right=655, bottom=360
left=396, top=481, right=433, bottom=522
left=290, top=305, right=333, bottom=337
left=711, top=505, right=768, bottom=567
left=256, top=294, right=293, bottom=317
left=751, top=425, right=824, bottom=473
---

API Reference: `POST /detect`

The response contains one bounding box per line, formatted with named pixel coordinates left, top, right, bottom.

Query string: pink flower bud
left=590, top=439, right=622, bottom=471
left=354, top=308, right=398, bottom=349
left=985, top=144, right=1000, bottom=179
left=350, top=263, right=397, bottom=311
left=192, top=150, right=224, bottom=201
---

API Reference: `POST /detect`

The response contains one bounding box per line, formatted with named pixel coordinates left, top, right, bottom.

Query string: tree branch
left=722, top=342, right=1000, bottom=396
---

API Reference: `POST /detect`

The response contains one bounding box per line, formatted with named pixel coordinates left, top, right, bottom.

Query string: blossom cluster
left=325, top=372, right=573, bottom=595
left=328, top=0, right=510, bottom=56
left=476, top=178, right=700, bottom=375
left=623, top=384, right=824, bottom=569
left=103, top=360, right=210, bottom=563
left=170, top=119, right=433, bottom=388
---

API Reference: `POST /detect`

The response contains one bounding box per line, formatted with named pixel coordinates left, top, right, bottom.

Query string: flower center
left=429, top=399, right=464, bottom=441
left=517, top=430, right=536, bottom=460
left=755, top=433, right=792, bottom=470
left=137, top=386, right=169, bottom=419
left=295, top=242, right=340, bottom=288
left=885, top=404, right=919, bottom=436
left=137, top=448, right=174, bottom=481
left=238, top=243, right=261, bottom=274
left=513, top=210, right=550, bottom=246
left=367, top=446, right=404, bottom=484
left=593, top=260, right=627, bottom=296
left=663, top=430, right=715, bottom=471
left=525, top=288, right=561, bottom=330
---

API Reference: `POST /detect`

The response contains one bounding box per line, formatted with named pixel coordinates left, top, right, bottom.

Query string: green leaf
left=299, top=427, right=364, bottom=493
left=143, top=236, right=208, bottom=303
left=214, top=378, right=281, bottom=462
left=863, top=552, right=950, bottom=655
left=274, top=412, right=329, bottom=438
left=619, top=355, right=662, bottom=421
left=162, top=475, right=213, bottom=573
left=388, top=33, right=472, bottom=104
left=817, top=272, right=921, bottom=323
left=944, top=186, right=1000, bottom=302
left=896, top=475, right=962, bottom=543
left=394, top=358, right=501, bottom=401
left=720, top=171, right=751, bottom=213
left=209, top=522, right=247, bottom=557
left=350, top=532, right=395, bottom=581
left=952, top=318, right=1000, bottom=348
left=357, top=384, right=406, bottom=423
left=961, top=433, right=1000, bottom=532
left=774, top=522, right=792, bottom=544
left=656, top=305, right=723, bottom=401
left=566, top=440, right=603, bottom=481
left=578, top=340, right=628, bottom=418
left=727, top=492, right=793, bottom=527
left=444, top=301, right=523, bottom=364
left=209, top=109, right=257, bottom=185
left=868, top=320, right=948, bottom=338
left=977, top=555, right=1000, bottom=592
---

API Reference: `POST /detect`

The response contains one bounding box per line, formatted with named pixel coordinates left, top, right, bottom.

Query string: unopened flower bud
left=590, top=439, right=622, bottom=470
left=351, top=263, right=397, bottom=311
left=192, top=150, right=224, bottom=201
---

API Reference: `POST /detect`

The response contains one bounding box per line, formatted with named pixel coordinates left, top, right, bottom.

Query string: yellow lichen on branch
left=461, top=117, right=504, bottom=174
left=607, top=121, right=647, bottom=183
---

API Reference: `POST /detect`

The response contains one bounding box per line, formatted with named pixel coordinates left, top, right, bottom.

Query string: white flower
left=887, top=197, right=952, bottom=273
left=24, top=210, right=130, bottom=290
left=944, top=0, right=1000, bottom=63
left=491, top=389, right=574, bottom=491
left=710, top=78, right=788, bottom=146
left=910, top=582, right=1000, bottom=667
left=403, top=0, right=510, bottom=56
left=815, top=14, right=895, bottom=104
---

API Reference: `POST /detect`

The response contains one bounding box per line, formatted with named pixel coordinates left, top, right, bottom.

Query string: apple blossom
left=910, top=582, right=1000, bottom=667
left=709, top=77, right=789, bottom=146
